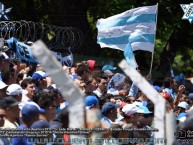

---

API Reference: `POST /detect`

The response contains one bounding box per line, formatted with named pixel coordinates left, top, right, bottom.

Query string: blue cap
left=174, top=73, right=185, bottom=85
left=25, top=102, right=45, bottom=113
left=32, top=71, right=48, bottom=81
left=31, top=119, right=49, bottom=128
left=153, top=86, right=161, bottom=92
left=102, top=102, right=120, bottom=116
left=137, top=105, right=152, bottom=114
left=177, top=112, right=187, bottom=120
left=102, top=64, right=116, bottom=71
left=163, top=88, right=173, bottom=95
left=85, top=95, right=98, bottom=109
left=21, top=104, right=40, bottom=119
left=177, top=112, right=187, bottom=122
left=189, top=93, right=193, bottom=100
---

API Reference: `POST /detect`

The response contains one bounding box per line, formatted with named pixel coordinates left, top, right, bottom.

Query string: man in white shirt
left=6, top=84, right=28, bottom=102
left=19, top=78, right=36, bottom=110
left=93, top=78, right=107, bottom=98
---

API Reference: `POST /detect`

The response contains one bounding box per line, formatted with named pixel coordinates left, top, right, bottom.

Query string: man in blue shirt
left=101, top=102, right=120, bottom=128
left=12, top=103, right=40, bottom=145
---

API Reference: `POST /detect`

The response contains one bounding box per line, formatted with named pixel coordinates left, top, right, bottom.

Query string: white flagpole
left=149, top=3, right=158, bottom=75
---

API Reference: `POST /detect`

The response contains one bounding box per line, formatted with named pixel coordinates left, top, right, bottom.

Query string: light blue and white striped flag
left=97, top=5, right=157, bottom=68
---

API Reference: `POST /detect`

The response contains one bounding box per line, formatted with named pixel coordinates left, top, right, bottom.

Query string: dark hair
left=34, top=89, right=55, bottom=110
left=110, top=123, right=122, bottom=138
left=0, top=99, right=6, bottom=110
left=114, top=96, right=124, bottom=101
left=182, top=90, right=189, bottom=95
left=146, top=101, right=154, bottom=113
left=76, top=64, right=89, bottom=76
left=123, top=96, right=135, bottom=104
left=20, top=78, right=36, bottom=89
left=98, top=94, right=110, bottom=109
left=1, top=71, right=15, bottom=84
left=164, top=77, right=173, bottom=88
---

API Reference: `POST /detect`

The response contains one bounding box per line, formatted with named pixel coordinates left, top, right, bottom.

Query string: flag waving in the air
left=97, top=5, right=158, bottom=68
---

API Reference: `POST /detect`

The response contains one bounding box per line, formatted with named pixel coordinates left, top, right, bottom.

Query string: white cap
left=0, top=81, right=7, bottom=89
left=6, top=84, right=28, bottom=96
left=178, top=101, right=189, bottom=110
left=104, top=70, right=114, bottom=77
left=133, top=101, right=143, bottom=106
left=122, top=104, right=138, bottom=116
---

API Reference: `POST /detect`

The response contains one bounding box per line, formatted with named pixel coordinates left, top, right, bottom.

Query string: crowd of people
left=0, top=48, right=193, bottom=145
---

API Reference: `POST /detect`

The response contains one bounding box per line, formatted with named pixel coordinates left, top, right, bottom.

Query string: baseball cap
left=31, top=119, right=49, bottom=128
left=122, top=104, right=138, bottom=116
left=177, top=112, right=187, bottom=123
left=102, top=102, right=120, bottom=116
left=178, top=101, right=189, bottom=110
left=26, top=102, right=45, bottom=113
left=21, top=103, right=40, bottom=119
left=6, top=84, right=28, bottom=96
left=0, top=81, right=7, bottom=89
left=32, top=71, right=49, bottom=81
left=153, top=86, right=161, bottom=92
left=163, top=88, right=173, bottom=96
left=160, top=92, right=170, bottom=101
left=137, top=106, right=152, bottom=114
left=174, top=73, right=185, bottom=85
left=103, top=70, right=114, bottom=77
left=87, top=60, right=96, bottom=71
left=85, top=95, right=98, bottom=109
left=47, top=85, right=60, bottom=94
left=4, top=96, right=20, bottom=107
left=133, top=100, right=143, bottom=107
left=188, top=93, right=193, bottom=100
left=102, top=64, right=116, bottom=71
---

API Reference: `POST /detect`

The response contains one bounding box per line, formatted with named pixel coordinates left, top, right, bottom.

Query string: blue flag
left=97, top=5, right=157, bottom=68
left=7, top=37, right=38, bottom=63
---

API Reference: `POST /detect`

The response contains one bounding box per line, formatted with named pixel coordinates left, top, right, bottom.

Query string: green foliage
left=173, top=50, right=193, bottom=76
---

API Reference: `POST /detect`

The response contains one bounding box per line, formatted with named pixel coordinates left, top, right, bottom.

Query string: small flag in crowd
left=0, top=2, right=12, bottom=20
left=97, top=5, right=158, bottom=68
left=7, top=37, right=38, bottom=63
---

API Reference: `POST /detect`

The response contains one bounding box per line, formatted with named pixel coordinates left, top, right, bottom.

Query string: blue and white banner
left=97, top=5, right=157, bottom=68
left=7, top=37, right=74, bottom=66
left=51, top=50, right=73, bottom=67
left=7, top=37, right=38, bottom=63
